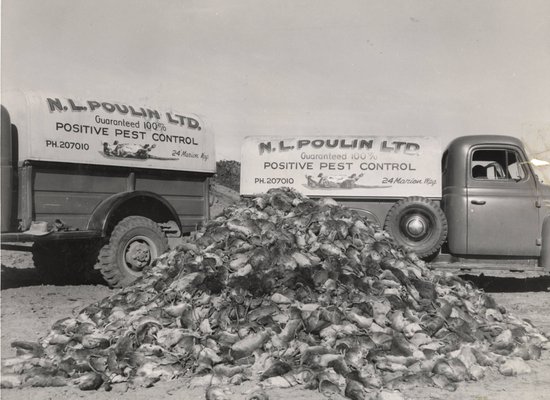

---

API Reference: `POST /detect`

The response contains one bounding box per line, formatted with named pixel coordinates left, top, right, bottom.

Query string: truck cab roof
left=447, top=135, right=525, bottom=151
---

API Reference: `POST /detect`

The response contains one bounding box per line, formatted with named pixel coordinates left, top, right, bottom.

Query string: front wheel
left=383, top=197, right=448, bottom=259
left=95, top=216, right=168, bottom=287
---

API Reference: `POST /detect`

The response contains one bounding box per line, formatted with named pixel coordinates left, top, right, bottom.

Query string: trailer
left=1, top=93, right=216, bottom=287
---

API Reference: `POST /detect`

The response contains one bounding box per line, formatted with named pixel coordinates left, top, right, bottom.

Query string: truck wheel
left=33, top=240, right=100, bottom=285
left=384, top=197, right=448, bottom=259
left=95, top=216, right=168, bottom=287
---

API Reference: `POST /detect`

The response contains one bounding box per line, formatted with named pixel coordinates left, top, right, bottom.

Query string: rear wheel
left=95, top=216, right=168, bottom=287
left=384, top=197, right=448, bottom=259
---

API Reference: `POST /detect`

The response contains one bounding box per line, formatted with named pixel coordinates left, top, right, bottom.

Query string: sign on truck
left=241, top=136, right=441, bottom=198
left=9, top=93, right=215, bottom=172
left=1, top=93, right=216, bottom=287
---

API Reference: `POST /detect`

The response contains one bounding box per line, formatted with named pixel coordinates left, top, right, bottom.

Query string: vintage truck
left=240, top=135, right=550, bottom=273
left=1, top=93, right=216, bottom=287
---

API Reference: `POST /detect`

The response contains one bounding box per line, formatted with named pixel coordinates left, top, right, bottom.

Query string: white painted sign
left=241, top=136, right=442, bottom=198
left=10, top=94, right=216, bottom=173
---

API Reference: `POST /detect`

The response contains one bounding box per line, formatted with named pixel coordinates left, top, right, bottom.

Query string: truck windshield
left=471, top=149, right=526, bottom=181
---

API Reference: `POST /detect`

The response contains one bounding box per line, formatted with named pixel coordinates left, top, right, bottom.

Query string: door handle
left=471, top=200, right=486, bottom=205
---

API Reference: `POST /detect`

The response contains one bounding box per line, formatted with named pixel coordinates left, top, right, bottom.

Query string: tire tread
left=384, top=196, right=448, bottom=259
left=94, top=216, right=168, bottom=287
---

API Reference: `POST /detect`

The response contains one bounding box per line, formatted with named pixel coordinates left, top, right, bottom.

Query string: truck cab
left=440, top=135, right=550, bottom=270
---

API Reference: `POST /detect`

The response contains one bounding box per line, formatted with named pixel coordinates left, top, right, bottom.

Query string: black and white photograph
left=1, top=1, right=550, bottom=399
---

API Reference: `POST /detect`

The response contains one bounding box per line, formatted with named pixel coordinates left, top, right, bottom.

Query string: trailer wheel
left=33, top=240, right=100, bottom=285
left=384, top=197, right=448, bottom=259
left=95, top=216, right=168, bottom=288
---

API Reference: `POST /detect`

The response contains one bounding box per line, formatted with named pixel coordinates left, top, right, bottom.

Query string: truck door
left=467, top=146, right=540, bottom=256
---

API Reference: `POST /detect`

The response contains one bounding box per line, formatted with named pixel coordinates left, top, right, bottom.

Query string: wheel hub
left=125, top=241, right=151, bottom=271
left=405, top=215, right=428, bottom=239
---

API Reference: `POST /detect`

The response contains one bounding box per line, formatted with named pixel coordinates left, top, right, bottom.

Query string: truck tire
left=384, top=197, right=448, bottom=259
left=95, top=216, right=168, bottom=287
left=33, top=240, right=100, bottom=285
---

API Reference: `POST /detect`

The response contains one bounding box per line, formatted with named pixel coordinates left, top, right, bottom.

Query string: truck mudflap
left=87, top=190, right=182, bottom=237
left=541, top=215, right=550, bottom=272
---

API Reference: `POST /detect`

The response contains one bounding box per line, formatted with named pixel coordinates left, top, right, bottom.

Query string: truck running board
left=430, top=261, right=549, bottom=278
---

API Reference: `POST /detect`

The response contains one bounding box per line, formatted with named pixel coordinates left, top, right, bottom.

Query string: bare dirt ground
left=3, top=252, right=550, bottom=400
left=2, top=187, right=550, bottom=399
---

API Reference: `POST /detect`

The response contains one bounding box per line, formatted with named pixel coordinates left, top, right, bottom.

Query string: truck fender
left=540, top=215, right=550, bottom=272
left=87, top=191, right=182, bottom=237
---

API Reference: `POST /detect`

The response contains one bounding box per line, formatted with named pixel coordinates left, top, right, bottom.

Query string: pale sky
left=2, top=0, right=550, bottom=164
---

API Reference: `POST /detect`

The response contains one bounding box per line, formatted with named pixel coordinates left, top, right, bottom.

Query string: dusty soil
left=3, top=252, right=550, bottom=400
left=2, top=187, right=550, bottom=399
